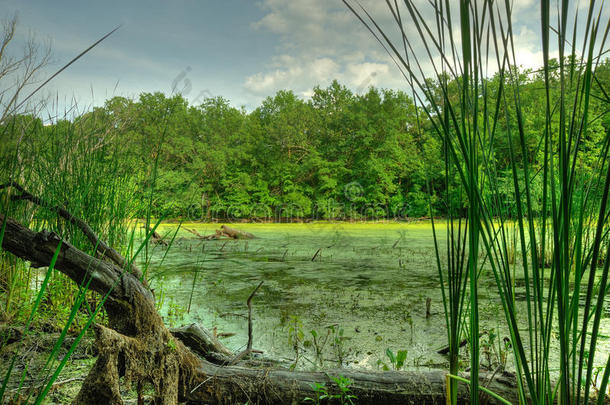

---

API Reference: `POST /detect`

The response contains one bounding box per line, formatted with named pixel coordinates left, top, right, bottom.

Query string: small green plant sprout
left=303, top=382, right=329, bottom=405
left=329, top=325, right=350, bottom=367
left=404, top=312, right=414, bottom=343
left=166, top=297, right=186, bottom=327
left=166, top=337, right=177, bottom=352
left=287, top=315, right=304, bottom=370
left=329, top=375, right=357, bottom=405
left=304, top=328, right=332, bottom=367
left=481, top=329, right=511, bottom=371
left=377, top=348, right=408, bottom=371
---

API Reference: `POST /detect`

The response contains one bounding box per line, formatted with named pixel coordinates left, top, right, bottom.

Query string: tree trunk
left=0, top=214, right=520, bottom=404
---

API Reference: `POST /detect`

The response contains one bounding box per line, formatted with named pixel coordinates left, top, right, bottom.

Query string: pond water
left=142, top=222, right=609, bottom=373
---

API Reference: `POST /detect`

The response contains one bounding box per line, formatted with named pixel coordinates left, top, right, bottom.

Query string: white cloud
left=246, top=0, right=607, bottom=105
left=244, top=53, right=399, bottom=100
left=245, top=0, right=406, bottom=101
left=310, top=57, right=340, bottom=81
left=245, top=66, right=296, bottom=94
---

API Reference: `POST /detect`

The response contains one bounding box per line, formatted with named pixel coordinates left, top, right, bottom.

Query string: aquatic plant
left=377, top=348, right=408, bottom=371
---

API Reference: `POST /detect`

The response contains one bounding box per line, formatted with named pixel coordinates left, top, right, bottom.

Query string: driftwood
left=170, top=323, right=232, bottom=358
left=187, top=225, right=256, bottom=240
left=168, top=322, right=520, bottom=404
left=218, top=224, right=255, bottom=239
left=185, top=228, right=225, bottom=240
left=171, top=324, right=287, bottom=370
left=0, top=211, right=522, bottom=404
left=185, top=228, right=209, bottom=239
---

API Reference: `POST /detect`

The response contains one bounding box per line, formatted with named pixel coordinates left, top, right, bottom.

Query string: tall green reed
left=0, top=20, right=163, bottom=403
left=0, top=106, right=139, bottom=323
left=344, top=1, right=609, bottom=403
left=1, top=21, right=128, bottom=322
left=0, top=115, right=166, bottom=401
left=431, top=140, right=469, bottom=404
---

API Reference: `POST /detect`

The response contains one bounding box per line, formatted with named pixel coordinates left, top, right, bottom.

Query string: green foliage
left=480, top=329, right=511, bottom=372
left=329, top=325, right=350, bottom=367
left=303, top=382, right=329, bottom=405
left=284, top=318, right=353, bottom=370
left=1, top=9, right=609, bottom=403
left=6, top=68, right=608, bottom=223
left=328, top=375, right=357, bottom=405
left=304, top=376, right=357, bottom=405
left=287, top=315, right=305, bottom=370
left=14, top=80, right=444, bottom=221
left=377, top=348, right=408, bottom=371
left=303, top=329, right=332, bottom=367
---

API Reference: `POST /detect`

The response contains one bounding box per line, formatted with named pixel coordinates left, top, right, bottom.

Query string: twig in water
left=311, top=248, right=322, bottom=261
left=246, top=281, right=264, bottom=352
left=185, top=228, right=203, bottom=238
left=228, top=280, right=264, bottom=365
left=219, top=312, right=248, bottom=319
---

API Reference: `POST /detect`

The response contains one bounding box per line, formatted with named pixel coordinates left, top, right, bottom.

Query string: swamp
left=1, top=1, right=610, bottom=404
left=149, top=222, right=610, bottom=373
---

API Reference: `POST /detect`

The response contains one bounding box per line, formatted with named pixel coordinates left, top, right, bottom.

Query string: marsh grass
left=0, top=114, right=166, bottom=400
left=0, top=22, right=175, bottom=402
left=344, top=1, right=610, bottom=403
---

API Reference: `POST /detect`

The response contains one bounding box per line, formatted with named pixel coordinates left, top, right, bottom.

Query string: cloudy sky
left=2, top=0, right=607, bottom=117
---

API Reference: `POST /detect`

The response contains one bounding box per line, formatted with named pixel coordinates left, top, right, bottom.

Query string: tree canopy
left=3, top=60, right=608, bottom=221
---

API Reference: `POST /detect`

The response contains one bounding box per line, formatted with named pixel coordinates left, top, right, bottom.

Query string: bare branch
left=0, top=15, right=17, bottom=64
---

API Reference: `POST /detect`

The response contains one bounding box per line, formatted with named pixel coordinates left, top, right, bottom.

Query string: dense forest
left=3, top=59, right=609, bottom=223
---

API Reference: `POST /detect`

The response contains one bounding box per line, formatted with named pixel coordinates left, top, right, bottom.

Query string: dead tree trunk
left=0, top=213, right=520, bottom=404
left=0, top=213, right=199, bottom=404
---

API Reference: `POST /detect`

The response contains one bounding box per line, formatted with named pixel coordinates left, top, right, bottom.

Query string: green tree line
left=3, top=59, right=608, bottom=221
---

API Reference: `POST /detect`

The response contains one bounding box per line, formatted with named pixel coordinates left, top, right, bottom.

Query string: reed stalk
left=344, top=1, right=610, bottom=403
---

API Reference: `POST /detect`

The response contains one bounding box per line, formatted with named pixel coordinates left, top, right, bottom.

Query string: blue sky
left=2, top=0, right=607, bottom=117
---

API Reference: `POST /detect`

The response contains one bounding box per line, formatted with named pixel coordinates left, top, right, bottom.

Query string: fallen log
left=219, top=224, right=255, bottom=239
left=170, top=323, right=232, bottom=358
left=187, top=364, right=520, bottom=405
left=187, top=225, right=255, bottom=240
left=0, top=212, right=522, bottom=404
left=184, top=228, right=222, bottom=240
left=0, top=182, right=145, bottom=283
left=184, top=228, right=204, bottom=238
